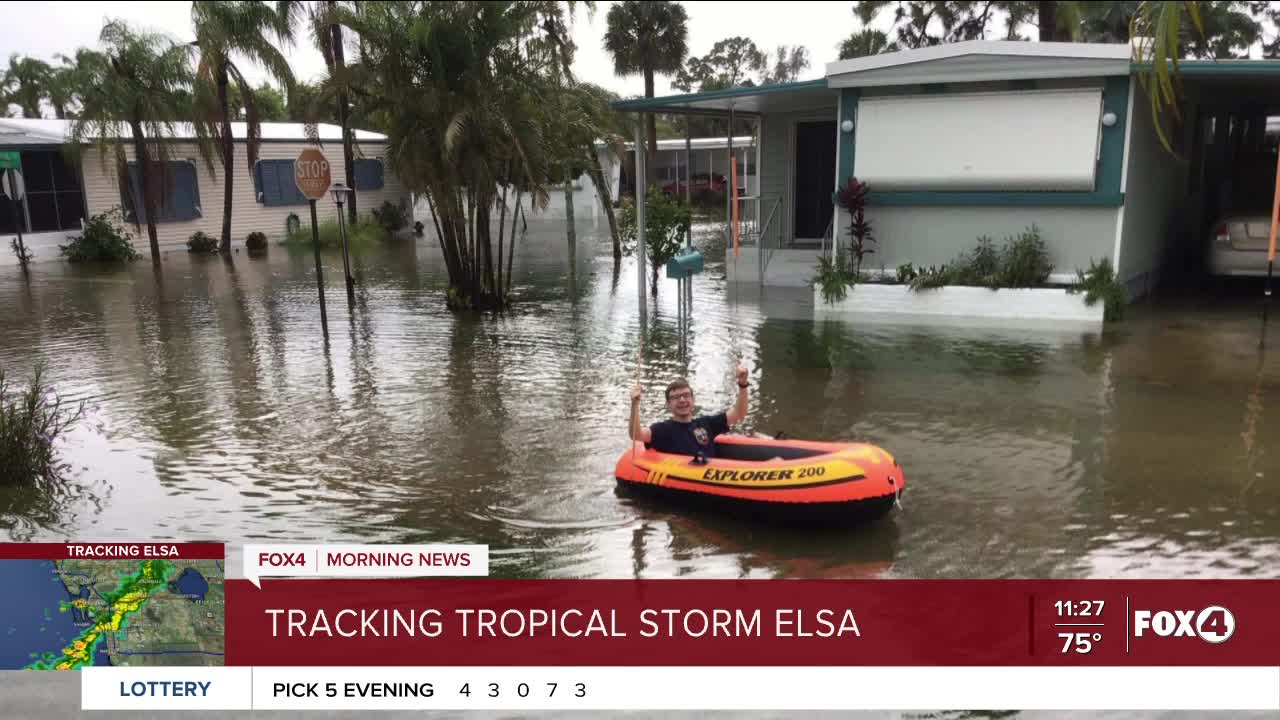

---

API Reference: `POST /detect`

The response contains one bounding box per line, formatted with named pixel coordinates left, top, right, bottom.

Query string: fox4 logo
left=1132, top=606, right=1235, bottom=644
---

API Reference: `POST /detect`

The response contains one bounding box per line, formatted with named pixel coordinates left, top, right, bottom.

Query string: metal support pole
left=726, top=107, right=734, bottom=242
left=685, top=119, right=693, bottom=249
left=337, top=200, right=354, bottom=299
left=635, top=117, right=647, bottom=324
left=8, top=190, right=27, bottom=278
left=309, top=199, right=329, bottom=338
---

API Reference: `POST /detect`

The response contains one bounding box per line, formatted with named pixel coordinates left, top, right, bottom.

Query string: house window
left=123, top=160, right=201, bottom=223
left=0, top=150, right=85, bottom=234
left=254, top=159, right=308, bottom=206
left=354, top=158, right=384, bottom=191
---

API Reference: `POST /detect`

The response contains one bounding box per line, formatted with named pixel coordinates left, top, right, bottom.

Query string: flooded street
left=1, top=221, right=1277, bottom=581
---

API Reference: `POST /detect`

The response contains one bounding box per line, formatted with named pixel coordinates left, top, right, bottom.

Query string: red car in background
left=661, top=172, right=727, bottom=197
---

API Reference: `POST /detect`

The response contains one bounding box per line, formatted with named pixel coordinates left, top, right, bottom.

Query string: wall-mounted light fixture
left=841, top=119, right=854, bottom=133
left=1101, top=112, right=1117, bottom=127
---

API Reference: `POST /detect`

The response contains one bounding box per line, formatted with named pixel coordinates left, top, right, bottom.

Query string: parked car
left=661, top=173, right=726, bottom=198
left=1207, top=214, right=1277, bottom=276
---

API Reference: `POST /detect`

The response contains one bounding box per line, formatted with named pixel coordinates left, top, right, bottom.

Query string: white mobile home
left=0, top=119, right=411, bottom=262
left=615, top=40, right=1280, bottom=303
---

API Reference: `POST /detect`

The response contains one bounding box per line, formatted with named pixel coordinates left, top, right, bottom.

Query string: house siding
left=855, top=205, right=1120, bottom=282
left=79, top=141, right=410, bottom=249
left=1116, top=82, right=1185, bottom=296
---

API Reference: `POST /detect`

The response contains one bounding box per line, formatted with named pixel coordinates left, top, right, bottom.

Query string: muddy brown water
left=1, top=221, right=1278, bottom=585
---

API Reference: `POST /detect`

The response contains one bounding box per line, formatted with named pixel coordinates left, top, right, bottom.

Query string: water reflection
left=0, top=219, right=1276, bottom=582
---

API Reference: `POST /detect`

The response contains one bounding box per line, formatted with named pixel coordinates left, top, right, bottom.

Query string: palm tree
left=2, top=55, right=52, bottom=118
left=603, top=0, right=688, bottom=189
left=282, top=0, right=361, bottom=224
left=70, top=22, right=212, bottom=264
left=1130, top=1, right=1207, bottom=153
left=574, top=83, right=628, bottom=261
left=46, top=55, right=80, bottom=119
left=191, top=1, right=296, bottom=254
left=350, top=1, right=575, bottom=310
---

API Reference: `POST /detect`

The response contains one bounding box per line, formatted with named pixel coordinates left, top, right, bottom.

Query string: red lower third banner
left=225, top=579, right=1280, bottom=666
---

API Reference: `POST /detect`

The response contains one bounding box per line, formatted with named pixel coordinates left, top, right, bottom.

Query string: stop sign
left=294, top=148, right=332, bottom=200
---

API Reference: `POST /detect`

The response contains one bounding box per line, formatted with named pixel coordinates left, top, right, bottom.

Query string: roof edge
left=825, top=40, right=1132, bottom=78
left=612, top=79, right=828, bottom=112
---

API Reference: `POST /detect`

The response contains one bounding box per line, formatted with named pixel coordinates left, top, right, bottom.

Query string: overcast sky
left=0, top=0, right=865, bottom=107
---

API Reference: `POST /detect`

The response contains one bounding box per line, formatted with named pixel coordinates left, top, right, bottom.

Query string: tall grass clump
left=0, top=365, right=85, bottom=486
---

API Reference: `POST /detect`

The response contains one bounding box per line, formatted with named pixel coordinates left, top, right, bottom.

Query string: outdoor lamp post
left=330, top=182, right=355, bottom=295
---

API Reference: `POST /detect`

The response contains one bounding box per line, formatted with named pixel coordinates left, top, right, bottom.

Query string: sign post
left=295, top=148, right=332, bottom=336
left=1263, top=146, right=1280, bottom=348
left=2, top=165, right=28, bottom=277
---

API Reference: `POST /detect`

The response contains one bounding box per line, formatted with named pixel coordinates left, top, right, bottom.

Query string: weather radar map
left=0, top=545, right=224, bottom=670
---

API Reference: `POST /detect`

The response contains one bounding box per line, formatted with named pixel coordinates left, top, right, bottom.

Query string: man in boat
left=629, top=364, right=750, bottom=459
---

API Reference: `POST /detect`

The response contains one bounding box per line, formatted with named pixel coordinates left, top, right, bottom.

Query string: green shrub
left=245, top=231, right=268, bottom=254
left=371, top=200, right=410, bottom=233
left=187, top=231, right=218, bottom=253
left=620, top=186, right=692, bottom=292
left=1069, top=257, right=1126, bottom=321
left=995, top=225, right=1053, bottom=287
left=812, top=254, right=858, bottom=304
left=0, top=364, right=85, bottom=486
left=908, top=264, right=956, bottom=291
left=59, top=208, right=140, bottom=263
left=284, top=217, right=389, bottom=249
left=907, top=226, right=1054, bottom=292
left=895, top=262, right=918, bottom=284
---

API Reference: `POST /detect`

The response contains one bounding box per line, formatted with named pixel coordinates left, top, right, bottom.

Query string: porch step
left=725, top=247, right=825, bottom=287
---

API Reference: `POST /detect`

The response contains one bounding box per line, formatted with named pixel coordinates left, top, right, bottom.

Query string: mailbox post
left=665, top=249, right=705, bottom=363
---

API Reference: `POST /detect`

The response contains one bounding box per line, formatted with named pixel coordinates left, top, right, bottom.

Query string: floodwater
left=1, top=219, right=1278, bottom=584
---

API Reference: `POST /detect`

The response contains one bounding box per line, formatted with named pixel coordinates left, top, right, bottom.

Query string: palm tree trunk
left=130, top=119, right=161, bottom=265
left=330, top=4, right=357, bottom=224
left=506, top=190, right=522, bottom=298
left=564, top=173, right=576, bottom=277
left=217, top=63, right=234, bottom=254
left=585, top=153, right=620, bottom=261
left=643, top=67, right=657, bottom=190
left=496, top=177, right=509, bottom=300
left=481, top=195, right=495, bottom=296
left=54, top=104, right=66, bottom=120
left=1039, top=1, right=1059, bottom=41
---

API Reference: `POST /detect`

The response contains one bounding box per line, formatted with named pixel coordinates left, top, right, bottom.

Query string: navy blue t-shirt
left=648, top=412, right=730, bottom=458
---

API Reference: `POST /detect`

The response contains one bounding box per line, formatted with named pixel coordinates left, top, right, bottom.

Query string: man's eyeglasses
left=668, top=391, right=693, bottom=401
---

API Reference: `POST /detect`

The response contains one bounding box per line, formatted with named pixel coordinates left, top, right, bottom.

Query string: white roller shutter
left=853, top=89, right=1104, bottom=191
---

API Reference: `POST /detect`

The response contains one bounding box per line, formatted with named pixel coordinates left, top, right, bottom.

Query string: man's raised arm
left=629, top=384, right=652, bottom=443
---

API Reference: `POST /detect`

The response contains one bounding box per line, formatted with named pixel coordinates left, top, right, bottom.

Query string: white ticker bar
left=85, top=666, right=1280, bottom=711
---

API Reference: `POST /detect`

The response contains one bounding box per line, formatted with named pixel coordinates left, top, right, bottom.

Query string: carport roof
left=611, top=79, right=835, bottom=115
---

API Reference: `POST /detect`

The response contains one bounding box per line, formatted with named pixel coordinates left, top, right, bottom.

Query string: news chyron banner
left=4, top=541, right=1280, bottom=711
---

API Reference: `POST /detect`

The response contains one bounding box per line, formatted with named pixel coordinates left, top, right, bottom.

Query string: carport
left=1121, top=61, right=1280, bottom=295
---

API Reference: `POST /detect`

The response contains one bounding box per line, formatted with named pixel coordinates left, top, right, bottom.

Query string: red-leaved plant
left=835, top=177, right=874, bottom=274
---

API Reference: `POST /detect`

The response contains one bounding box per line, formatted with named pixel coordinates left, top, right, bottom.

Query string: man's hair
left=665, top=378, right=691, bottom=401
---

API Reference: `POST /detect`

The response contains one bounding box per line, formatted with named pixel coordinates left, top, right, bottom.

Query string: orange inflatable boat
left=615, top=434, right=904, bottom=522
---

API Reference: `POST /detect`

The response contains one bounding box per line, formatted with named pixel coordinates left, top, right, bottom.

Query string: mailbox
left=665, top=250, right=704, bottom=279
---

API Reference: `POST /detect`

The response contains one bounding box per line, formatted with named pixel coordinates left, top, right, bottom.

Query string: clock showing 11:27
left=1054, top=600, right=1106, bottom=617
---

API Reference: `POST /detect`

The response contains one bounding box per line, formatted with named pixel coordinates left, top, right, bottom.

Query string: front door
left=793, top=121, right=837, bottom=240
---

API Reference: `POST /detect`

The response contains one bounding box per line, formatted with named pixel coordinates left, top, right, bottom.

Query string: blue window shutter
left=254, top=161, right=266, bottom=202
left=173, top=162, right=200, bottom=221
left=354, top=159, right=384, bottom=191
left=124, top=162, right=147, bottom=224
left=256, top=160, right=305, bottom=206
left=263, top=161, right=280, bottom=205
left=123, top=161, right=200, bottom=223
